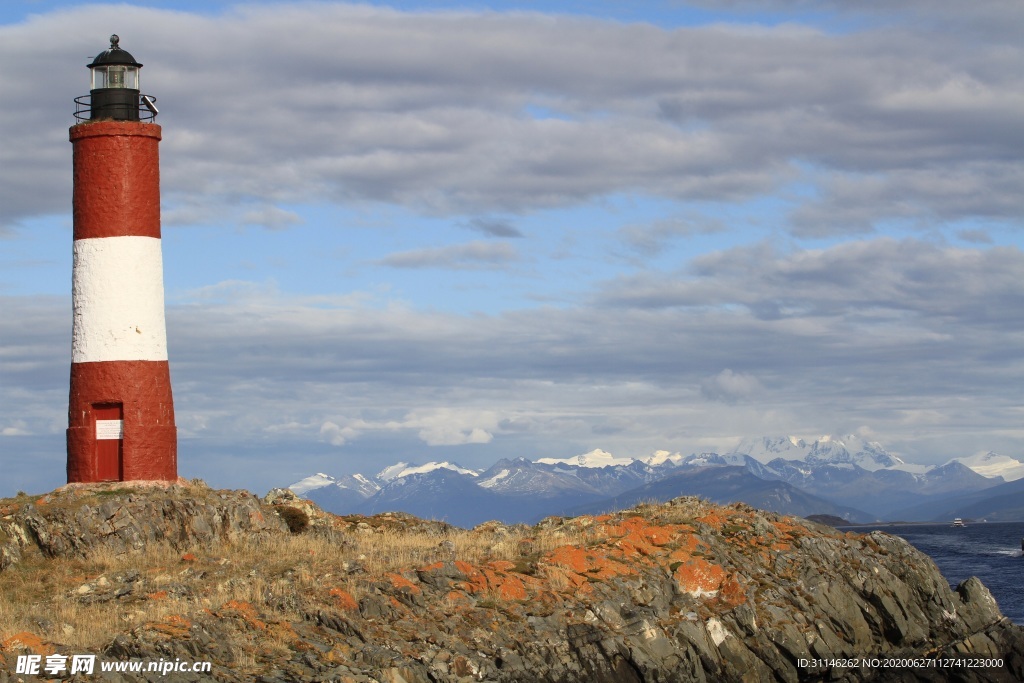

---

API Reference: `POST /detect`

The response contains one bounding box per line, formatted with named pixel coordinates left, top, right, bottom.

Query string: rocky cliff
left=1, top=481, right=1022, bottom=682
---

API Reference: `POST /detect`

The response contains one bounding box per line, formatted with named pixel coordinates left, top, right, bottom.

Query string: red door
left=94, top=403, right=123, bottom=481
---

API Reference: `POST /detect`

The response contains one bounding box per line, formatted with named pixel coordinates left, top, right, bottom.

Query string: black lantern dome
left=82, top=35, right=149, bottom=121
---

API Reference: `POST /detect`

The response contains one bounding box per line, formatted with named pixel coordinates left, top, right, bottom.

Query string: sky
left=2, top=0, right=1024, bottom=497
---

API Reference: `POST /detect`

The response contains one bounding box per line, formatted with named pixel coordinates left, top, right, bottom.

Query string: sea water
left=849, top=522, right=1024, bottom=625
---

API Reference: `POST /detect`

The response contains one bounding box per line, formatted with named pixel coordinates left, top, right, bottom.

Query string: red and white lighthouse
left=67, top=35, right=176, bottom=483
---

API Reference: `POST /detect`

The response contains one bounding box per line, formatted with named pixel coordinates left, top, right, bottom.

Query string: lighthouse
left=67, top=36, right=177, bottom=483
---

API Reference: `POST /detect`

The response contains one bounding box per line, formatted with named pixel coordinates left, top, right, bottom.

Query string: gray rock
left=1, top=482, right=288, bottom=570
left=3, top=489, right=1023, bottom=682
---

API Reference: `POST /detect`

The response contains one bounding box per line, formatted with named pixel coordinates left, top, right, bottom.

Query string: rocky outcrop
left=1, top=489, right=1022, bottom=682
left=0, top=481, right=287, bottom=566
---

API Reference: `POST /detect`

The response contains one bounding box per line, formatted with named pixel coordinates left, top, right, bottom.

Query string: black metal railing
left=74, top=94, right=158, bottom=122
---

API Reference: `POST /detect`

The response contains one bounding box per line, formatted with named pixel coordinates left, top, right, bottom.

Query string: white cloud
left=0, top=3, right=1020, bottom=234
left=320, top=420, right=363, bottom=447
left=1, top=421, right=31, bottom=437
left=701, top=369, right=764, bottom=403
left=391, top=409, right=498, bottom=446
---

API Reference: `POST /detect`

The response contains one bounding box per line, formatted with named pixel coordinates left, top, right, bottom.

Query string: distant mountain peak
left=733, top=434, right=904, bottom=472
left=537, top=448, right=636, bottom=468
left=645, top=450, right=686, bottom=467
left=376, top=462, right=412, bottom=482
left=732, top=436, right=808, bottom=459
left=945, top=451, right=1024, bottom=482
left=289, top=472, right=337, bottom=495
left=377, top=461, right=479, bottom=482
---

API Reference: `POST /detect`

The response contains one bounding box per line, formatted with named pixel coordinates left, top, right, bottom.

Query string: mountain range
left=287, top=435, right=1024, bottom=527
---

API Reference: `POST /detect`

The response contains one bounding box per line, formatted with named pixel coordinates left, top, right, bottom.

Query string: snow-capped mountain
left=944, top=451, right=1024, bottom=482
left=732, top=435, right=906, bottom=471
left=477, top=458, right=603, bottom=498
left=294, top=472, right=381, bottom=512
left=357, top=467, right=505, bottom=527
left=644, top=450, right=686, bottom=467
left=476, top=457, right=670, bottom=501
left=536, top=448, right=636, bottom=468
left=673, top=452, right=776, bottom=480
left=285, top=437, right=1022, bottom=526
left=377, top=461, right=480, bottom=482
left=720, top=435, right=1000, bottom=516
left=336, top=473, right=381, bottom=497
left=732, top=436, right=812, bottom=462
left=289, top=472, right=338, bottom=496
left=289, top=471, right=380, bottom=498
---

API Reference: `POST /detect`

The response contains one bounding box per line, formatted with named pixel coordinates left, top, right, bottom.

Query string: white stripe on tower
left=72, top=235, right=168, bottom=363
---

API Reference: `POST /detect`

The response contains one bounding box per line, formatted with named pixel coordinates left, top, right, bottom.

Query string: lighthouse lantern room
left=67, top=36, right=177, bottom=483
left=87, top=34, right=142, bottom=121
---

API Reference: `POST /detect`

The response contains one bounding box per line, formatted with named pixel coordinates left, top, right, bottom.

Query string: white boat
left=951, top=518, right=966, bottom=528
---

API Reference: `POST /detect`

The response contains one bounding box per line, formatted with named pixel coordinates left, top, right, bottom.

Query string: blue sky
left=2, top=1, right=1024, bottom=496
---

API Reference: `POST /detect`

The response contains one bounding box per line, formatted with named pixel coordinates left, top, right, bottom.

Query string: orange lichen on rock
left=1, top=632, right=54, bottom=656
left=545, top=545, right=638, bottom=581
left=494, top=577, right=528, bottom=600
left=545, top=546, right=593, bottom=573
left=219, top=600, right=267, bottom=630
left=386, top=572, right=423, bottom=595
left=446, top=590, right=473, bottom=607
left=544, top=564, right=593, bottom=593
left=485, top=561, right=544, bottom=599
left=717, top=574, right=747, bottom=607
left=487, top=560, right=516, bottom=572
left=673, top=558, right=727, bottom=596
left=146, top=590, right=169, bottom=600
left=329, top=587, right=359, bottom=612
left=770, top=517, right=804, bottom=538
left=602, top=517, right=663, bottom=557
left=483, top=568, right=529, bottom=601
left=436, top=560, right=541, bottom=601
left=453, top=561, right=488, bottom=593
left=144, top=615, right=193, bottom=639
left=695, top=510, right=727, bottom=530
left=766, top=517, right=804, bottom=551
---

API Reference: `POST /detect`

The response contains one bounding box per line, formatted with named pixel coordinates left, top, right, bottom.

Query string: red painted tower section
left=67, top=121, right=177, bottom=483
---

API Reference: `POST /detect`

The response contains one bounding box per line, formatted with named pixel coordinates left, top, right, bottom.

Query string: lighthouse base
left=67, top=425, right=178, bottom=483
left=67, top=359, right=177, bottom=483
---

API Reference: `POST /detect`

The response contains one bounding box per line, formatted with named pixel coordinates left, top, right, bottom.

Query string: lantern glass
left=91, top=65, right=139, bottom=90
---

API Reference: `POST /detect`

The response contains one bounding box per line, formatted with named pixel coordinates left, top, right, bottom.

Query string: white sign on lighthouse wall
left=95, top=420, right=124, bottom=440
left=71, top=235, right=169, bottom=363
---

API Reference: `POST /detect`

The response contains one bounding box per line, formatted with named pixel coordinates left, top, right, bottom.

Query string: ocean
left=849, top=522, right=1024, bottom=625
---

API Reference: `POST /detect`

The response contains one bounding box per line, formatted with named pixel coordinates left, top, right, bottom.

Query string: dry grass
left=0, top=541, right=188, bottom=648
left=0, top=513, right=597, bottom=652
